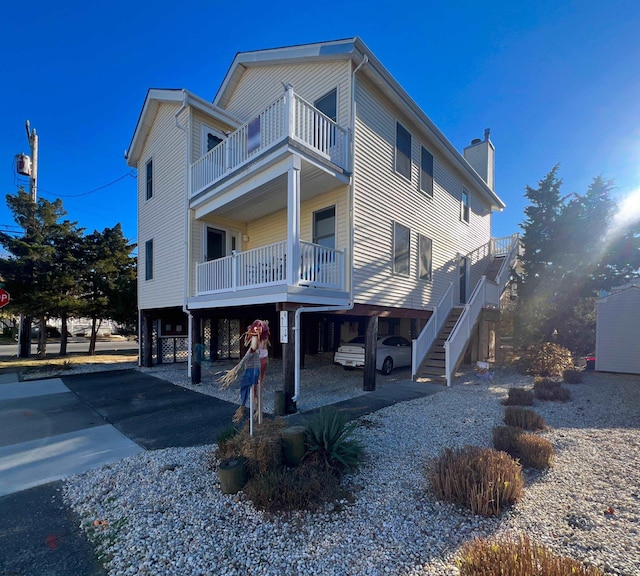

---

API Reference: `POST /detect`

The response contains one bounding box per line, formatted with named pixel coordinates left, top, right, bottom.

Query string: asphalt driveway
left=0, top=369, right=241, bottom=576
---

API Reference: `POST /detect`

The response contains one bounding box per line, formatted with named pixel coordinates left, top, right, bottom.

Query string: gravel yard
left=62, top=366, right=640, bottom=575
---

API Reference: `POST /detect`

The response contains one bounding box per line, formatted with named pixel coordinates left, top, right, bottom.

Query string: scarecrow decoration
left=218, top=319, right=269, bottom=435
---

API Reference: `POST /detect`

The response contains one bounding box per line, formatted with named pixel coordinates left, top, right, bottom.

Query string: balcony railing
left=196, top=240, right=345, bottom=296
left=190, top=88, right=350, bottom=197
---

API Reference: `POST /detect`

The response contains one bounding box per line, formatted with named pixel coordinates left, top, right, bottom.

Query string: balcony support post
left=286, top=156, right=301, bottom=284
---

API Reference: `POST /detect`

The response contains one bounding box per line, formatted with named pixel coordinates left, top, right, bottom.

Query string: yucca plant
left=304, top=408, right=363, bottom=473
left=458, top=533, right=604, bottom=575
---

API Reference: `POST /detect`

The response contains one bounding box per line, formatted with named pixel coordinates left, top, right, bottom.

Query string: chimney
left=463, top=128, right=495, bottom=190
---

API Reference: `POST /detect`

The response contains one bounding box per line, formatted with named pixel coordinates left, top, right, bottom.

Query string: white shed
left=595, top=283, right=640, bottom=374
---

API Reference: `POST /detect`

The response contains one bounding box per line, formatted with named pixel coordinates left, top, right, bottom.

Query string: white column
left=287, top=156, right=301, bottom=285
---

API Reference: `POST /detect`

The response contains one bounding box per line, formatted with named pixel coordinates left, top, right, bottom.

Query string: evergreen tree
left=78, top=224, right=136, bottom=355
left=0, top=189, right=82, bottom=357
left=516, top=170, right=640, bottom=355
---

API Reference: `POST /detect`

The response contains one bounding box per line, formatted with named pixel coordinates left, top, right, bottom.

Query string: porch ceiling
left=202, top=159, right=346, bottom=222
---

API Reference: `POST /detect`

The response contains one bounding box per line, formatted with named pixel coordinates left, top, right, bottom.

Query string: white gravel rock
left=63, top=368, right=640, bottom=575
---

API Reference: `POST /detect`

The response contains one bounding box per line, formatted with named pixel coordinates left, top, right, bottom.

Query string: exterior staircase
left=484, top=255, right=505, bottom=282
left=416, top=307, right=463, bottom=381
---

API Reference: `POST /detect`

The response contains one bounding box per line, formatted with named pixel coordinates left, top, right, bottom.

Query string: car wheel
left=381, top=357, right=393, bottom=375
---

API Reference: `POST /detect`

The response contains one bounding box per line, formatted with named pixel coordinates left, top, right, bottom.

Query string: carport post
left=363, top=315, right=378, bottom=391
left=282, top=310, right=297, bottom=414
left=191, top=313, right=202, bottom=385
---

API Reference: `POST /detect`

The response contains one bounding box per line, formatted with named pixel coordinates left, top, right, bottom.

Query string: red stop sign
left=0, top=289, right=10, bottom=308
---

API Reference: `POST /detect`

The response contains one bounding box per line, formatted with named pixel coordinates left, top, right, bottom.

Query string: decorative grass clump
left=501, top=387, right=535, bottom=406
left=243, top=459, right=340, bottom=512
left=504, top=406, right=546, bottom=431
left=534, top=378, right=571, bottom=402
left=522, top=342, right=574, bottom=377
left=457, top=533, right=604, bottom=576
left=562, top=368, right=583, bottom=384
left=213, top=419, right=286, bottom=475
left=304, top=408, right=364, bottom=473
left=492, top=426, right=554, bottom=469
left=429, top=445, right=524, bottom=516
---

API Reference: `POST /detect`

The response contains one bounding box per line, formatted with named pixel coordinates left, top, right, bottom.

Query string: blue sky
left=1, top=0, right=639, bottom=246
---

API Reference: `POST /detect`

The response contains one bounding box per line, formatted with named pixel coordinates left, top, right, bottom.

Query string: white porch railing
left=190, top=88, right=350, bottom=197
left=411, top=282, right=454, bottom=379
left=196, top=240, right=345, bottom=295
left=492, top=233, right=520, bottom=291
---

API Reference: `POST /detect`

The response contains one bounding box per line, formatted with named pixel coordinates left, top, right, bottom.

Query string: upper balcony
left=190, top=88, right=350, bottom=198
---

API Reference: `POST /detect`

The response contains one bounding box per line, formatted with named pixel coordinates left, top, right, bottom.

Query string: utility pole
left=25, top=120, right=38, bottom=201
left=17, top=120, right=39, bottom=357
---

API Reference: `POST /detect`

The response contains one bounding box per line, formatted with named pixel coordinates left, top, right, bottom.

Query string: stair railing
left=412, top=281, right=453, bottom=379
left=443, top=234, right=520, bottom=386
left=492, top=233, right=520, bottom=292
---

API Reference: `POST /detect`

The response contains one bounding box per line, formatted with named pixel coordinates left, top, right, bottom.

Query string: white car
left=333, top=335, right=412, bottom=375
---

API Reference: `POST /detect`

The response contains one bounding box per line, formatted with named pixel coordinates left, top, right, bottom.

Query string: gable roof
left=214, top=37, right=505, bottom=210
left=125, top=89, right=241, bottom=166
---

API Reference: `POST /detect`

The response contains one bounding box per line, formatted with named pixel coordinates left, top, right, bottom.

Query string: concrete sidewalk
left=0, top=376, right=143, bottom=498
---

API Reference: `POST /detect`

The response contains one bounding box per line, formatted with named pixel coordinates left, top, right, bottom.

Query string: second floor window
left=145, top=239, right=154, bottom=281
left=396, top=122, right=412, bottom=180
left=420, top=147, right=433, bottom=197
left=393, top=222, right=410, bottom=276
left=314, top=89, right=337, bottom=122
left=145, top=159, right=153, bottom=200
left=203, top=125, right=224, bottom=154
left=461, top=189, right=470, bottom=223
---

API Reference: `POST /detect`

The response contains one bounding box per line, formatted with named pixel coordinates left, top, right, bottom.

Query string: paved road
left=0, top=339, right=138, bottom=360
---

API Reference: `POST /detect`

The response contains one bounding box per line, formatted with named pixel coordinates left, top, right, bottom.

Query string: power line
left=37, top=170, right=136, bottom=199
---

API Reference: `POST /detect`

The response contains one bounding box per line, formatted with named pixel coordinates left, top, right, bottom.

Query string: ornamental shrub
left=527, top=342, right=574, bottom=377
left=501, top=387, right=535, bottom=406
left=492, top=426, right=554, bottom=469
left=504, top=406, right=546, bottom=430
left=458, top=533, right=604, bottom=576
left=534, top=378, right=571, bottom=402
left=429, top=446, right=523, bottom=516
left=562, top=368, right=583, bottom=384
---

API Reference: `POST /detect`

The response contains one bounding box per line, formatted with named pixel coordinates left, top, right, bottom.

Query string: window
left=395, top=122, right=412, bottom=180
left=461, top=188, right=470, bottom=223
left=393, top=222, right=410, bottom=276
left=420, top=147, right=434, bottom=197
left=314, top=89, right=337, bottom=121
left=202, top=126, right=223, bottom=154
left=418, top=234, right=433, bottom=281
left=145, top=159, right=153, bottom=200
left=313, top=206, right=336, bottom=249
left=145, top=239, right=154, bottom=281
left=314, top=89, right=337, bottom=151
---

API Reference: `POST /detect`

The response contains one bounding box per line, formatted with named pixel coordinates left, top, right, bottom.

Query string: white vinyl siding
left=352, top=75, right=492, bottom=309
left=222, top=61, right=352, bottom=127
left=596, top=286, right=640, bottom=374
left=137, top=102, right=187, bottom=310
